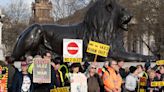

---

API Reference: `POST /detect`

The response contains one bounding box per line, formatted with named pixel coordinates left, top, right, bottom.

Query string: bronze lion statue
left=12, top=0, right=157, bottom=61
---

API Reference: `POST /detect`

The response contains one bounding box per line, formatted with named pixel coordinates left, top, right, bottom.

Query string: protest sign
left=0, top=66, right=8, bottom=92
left=87, top=41, right=110, bottom=57
left=70, top=73, right=87, bottom=92
left=33, top=57, right=51, bottom=83
left=87, top=40, right=110, bottom=62
left=50, top=87, right=70, bottom=92
left=63, top=39, right=83, bottom=62
left=139, top=77, right=147, bottom=86
left=151, top=81, right=164, bottom=87
left=156, top=60, right=164, bottom=65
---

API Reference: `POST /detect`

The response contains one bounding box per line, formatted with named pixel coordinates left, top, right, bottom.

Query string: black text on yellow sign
left=50, top=87, right=69, bottom=92
left=87, top=41, right=110, bottom=57
left=151, top=81, right=164, bottom=87
left=64, top=58, right=82, bottom=62
left=156, top=60, right=164, bottom=65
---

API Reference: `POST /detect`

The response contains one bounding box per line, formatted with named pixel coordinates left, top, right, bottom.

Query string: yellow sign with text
left=50, top=87, right=69, bottom=92
left=151, top=81, right=164, bottom=87
left=87, top=41, right=110, bottom=57
left=64, top=58, right=82, bottom=62
left=156, top=60, right=164, bottom=65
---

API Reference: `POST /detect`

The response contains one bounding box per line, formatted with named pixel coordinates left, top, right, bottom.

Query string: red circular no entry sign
left=67, top=42, right=79, bottom=55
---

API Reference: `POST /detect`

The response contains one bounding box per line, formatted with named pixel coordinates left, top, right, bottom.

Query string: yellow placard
left=156, top=60, right=164, bottom=65
left=50, top=87, right=69, bottom=92
left=64, top=58, right=82, bottom=62
left=139, top=89, right=145, bottom=92
left=151, top=81, right=164, bottom=87
left=87, top=41, right=110, bottom=57
left=139, top=77, right=147, bottom=86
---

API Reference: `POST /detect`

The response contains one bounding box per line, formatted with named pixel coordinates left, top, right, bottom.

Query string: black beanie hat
left=129, top=66, right=137, bottom=73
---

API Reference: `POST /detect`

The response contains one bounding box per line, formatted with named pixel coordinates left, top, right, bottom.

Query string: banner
left=70, top=73, right=87, bottom=92
left=63, top=39, right=83, bottom=62
left=50, top=87, right=70, bottom=92
left=151, top=81, right=164, bottom=87
left=87, top=41, right=110, bottom=57
left=0, top=66, right=8, bottom=92
left=156, top=60, right=164, bottom=65
left=33, top=57, right=51, bottom=83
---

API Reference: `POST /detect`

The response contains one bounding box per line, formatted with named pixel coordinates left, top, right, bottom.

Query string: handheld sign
left=63, top=39, right=83, bottom=62
left=151, top=81, right=164, bottom=87
left=139, top=77, right=147, bottom=86
left=156, top=60, right=164, bottom=65
left=50, top=87, right=69, bottom=92
left=70, top=73, right=87, bottom=92
left=87, top=41, right=110, bottom=62
left=33, top=57, right=51, bottom=83
left=0, top=66, right=8, bottom=92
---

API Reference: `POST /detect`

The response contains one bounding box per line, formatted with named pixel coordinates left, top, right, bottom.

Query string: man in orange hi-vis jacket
left=103, top=59, right=122, bottom=92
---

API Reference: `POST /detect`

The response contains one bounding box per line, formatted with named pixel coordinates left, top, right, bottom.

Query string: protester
left=103, top=59, right=122, bottom=92
left=26, top=56, right=33, bottom=64
left=42, top=51, right=52, bottom=60
left=12, top=60, right=33, bottom=92
left=117, top=60, right=127, bottom=80
left=117, top=59, right=128, bottom=92
left=28, top=55, right=42, bottom=74
left=156, top=65, right=164, bottom=91
left=50, top=57, right=63, bottom=89
left=97, top=61, right=109, bottom=77
left=144, top=61, right=151, bottom=73
left=70, top=63, right=81, bottom=73
left=125, top=66, right=138, bottom=92
left=137, top=64, right=148, bottom=78
left=86, top=63, right=104, bottom=92
left=81, top=61, right=90, bottom=73
left=102, top=61, right=109, bottom=73
left=157, top=65, right=164, bottom=81
left=147, top=69, right=160, bottom=92
left=5, top=56, right=19, bottom=92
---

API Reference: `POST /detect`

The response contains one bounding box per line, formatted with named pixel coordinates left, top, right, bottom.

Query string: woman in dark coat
left=12, top=61, right=33, bottom=92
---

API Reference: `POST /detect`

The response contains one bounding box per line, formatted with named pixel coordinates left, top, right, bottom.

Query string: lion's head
left=84, top=0, right=132, bottom=45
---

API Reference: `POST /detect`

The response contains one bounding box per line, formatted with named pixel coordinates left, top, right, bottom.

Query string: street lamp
left=0, top=9, right=5, bottom=61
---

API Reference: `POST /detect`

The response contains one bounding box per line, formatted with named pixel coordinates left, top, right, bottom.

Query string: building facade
left=29, top=0, right=54, bottom=24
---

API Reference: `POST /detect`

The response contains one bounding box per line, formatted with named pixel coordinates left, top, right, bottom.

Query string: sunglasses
left=91, top=67, right=96, bottom=69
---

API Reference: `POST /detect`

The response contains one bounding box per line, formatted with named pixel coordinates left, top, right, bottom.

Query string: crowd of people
left=1, top=51, right=164, bottom=92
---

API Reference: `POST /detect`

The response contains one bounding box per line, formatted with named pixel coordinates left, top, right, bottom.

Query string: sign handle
left=94, top=54, right=98, bottom=62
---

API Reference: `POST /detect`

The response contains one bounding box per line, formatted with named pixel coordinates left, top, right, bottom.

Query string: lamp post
left=0, top=9, right=5, bottom=60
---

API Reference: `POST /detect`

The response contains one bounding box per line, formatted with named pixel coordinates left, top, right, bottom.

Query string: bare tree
left=52, top=0, right=90, bottom=21
left=2, top=0, right=30, bottom=54
left=5, top=0, right=31, bottom=24
left=120, top=0, right=164, bottom=59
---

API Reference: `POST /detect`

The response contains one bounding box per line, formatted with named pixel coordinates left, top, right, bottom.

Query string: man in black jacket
left=12, top=61, right=33, bottom=92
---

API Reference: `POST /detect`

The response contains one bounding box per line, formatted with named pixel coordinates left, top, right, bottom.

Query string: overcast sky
left=0, top=0, right=34, bottom=7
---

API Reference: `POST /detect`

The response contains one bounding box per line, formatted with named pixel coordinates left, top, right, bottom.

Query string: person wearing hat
left=86, top=63, right=104, bottom=92
left=125, top=66, right=139, bottom=92
left=70, top=63, right=82, bottom=73
left=12, top=60, right=33, bottom=92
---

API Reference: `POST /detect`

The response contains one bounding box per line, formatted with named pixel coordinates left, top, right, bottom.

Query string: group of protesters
left=0, top=51, right=163, bottom=92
